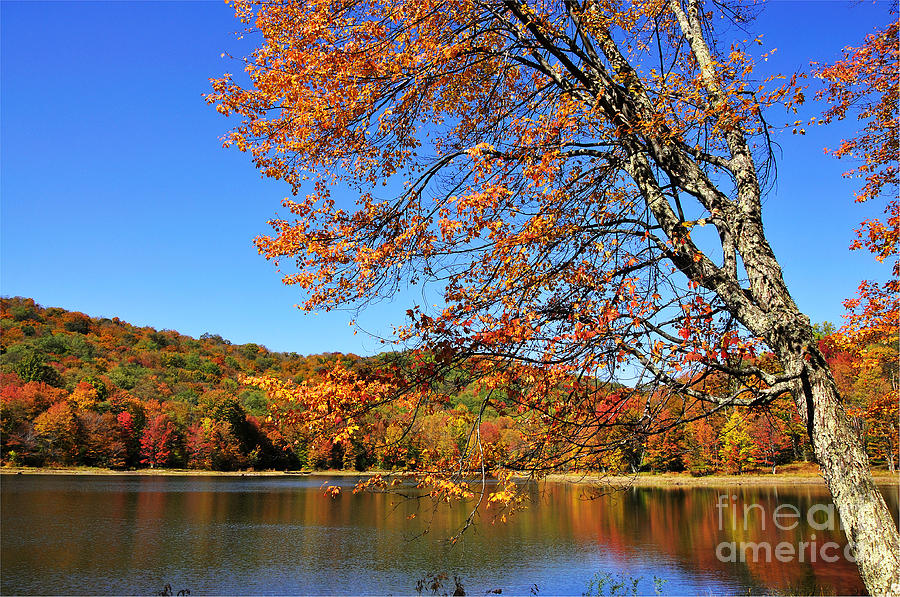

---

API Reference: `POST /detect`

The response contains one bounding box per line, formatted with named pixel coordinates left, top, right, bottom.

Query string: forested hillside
left=1, top=296, right=895, bottom=474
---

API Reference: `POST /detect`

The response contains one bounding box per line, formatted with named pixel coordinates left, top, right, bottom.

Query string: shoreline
left=544, top=471, right=900, bottom=487
left=2, top=466, right=897, bottom=487
left=0, top=466, right=377, bottom=478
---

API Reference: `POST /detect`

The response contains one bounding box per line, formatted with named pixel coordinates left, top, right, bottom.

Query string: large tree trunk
left=739, top=230, right=899, bottom=594
left=742, top=243, right=900, bottom=595
left=630, top=150, right=900, bottom=593
left=782, top=346, right=900, bottom=596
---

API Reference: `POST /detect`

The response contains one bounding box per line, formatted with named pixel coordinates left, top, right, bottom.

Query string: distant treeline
left=0, top=297, right=896, bottom=474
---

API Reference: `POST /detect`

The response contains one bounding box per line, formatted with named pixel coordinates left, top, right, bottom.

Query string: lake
left=1, top=474, right=897, bottom=595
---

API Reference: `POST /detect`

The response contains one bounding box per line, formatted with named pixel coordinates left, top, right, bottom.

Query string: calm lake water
left=1, top=474, right=897, bottom=595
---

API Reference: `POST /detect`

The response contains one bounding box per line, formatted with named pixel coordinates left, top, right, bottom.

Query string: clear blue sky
left=1, top=0, right=892, bottom=355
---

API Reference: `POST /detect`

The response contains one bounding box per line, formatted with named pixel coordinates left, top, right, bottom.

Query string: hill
left=0, top=296, right=370, bottom=469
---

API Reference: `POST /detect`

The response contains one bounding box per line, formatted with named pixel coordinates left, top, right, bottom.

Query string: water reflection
left=1, top=475, right=896, bottom=595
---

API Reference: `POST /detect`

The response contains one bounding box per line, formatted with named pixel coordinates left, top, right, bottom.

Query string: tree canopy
left=208, top=1, right=899, bottom=593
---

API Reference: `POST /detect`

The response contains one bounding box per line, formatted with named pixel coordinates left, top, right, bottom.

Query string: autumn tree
left=140, top=414, right=183, bottom=468
left=79, top=411, right=128, bottom=469
left=816, top=22, right=899, bottom=483
left=33, top=401, right=83, bottom=464
left=186, top=417, right=245, bottom=470
left=817, top=14, right=899, bottom=475
left=644, top=427, right=685, bottom=472
left=817, top=19, right=898, bottom=352
left=816, top=13, right=900, bottom=582
left=718, top=411, right=757, bottom=474
left=209, top=0, right=899, bottom=591
left=682, top=418, right=718, bottom=475
left=1, top=379, right=67, bottom=464
left=863, top=393, right=899, bottom=473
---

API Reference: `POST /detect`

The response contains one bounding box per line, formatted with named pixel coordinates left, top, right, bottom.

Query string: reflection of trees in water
left=4, top=477, right=897, bottom=594
left=159, top=480, right=893, bottom=594
left=557, top=484, right=898, bottom=595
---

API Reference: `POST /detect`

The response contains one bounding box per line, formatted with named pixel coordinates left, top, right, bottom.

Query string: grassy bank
left=545, top=471, right=900, bottom=487
left=3, top=463, right=898, bottom=487
left=547, top=463, right=900, bottom=487
left=0, top=466, right=378, bottom=477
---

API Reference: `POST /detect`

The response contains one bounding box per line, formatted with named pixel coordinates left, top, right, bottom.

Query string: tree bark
left=628, top=134, right=900, bottom=595
left=782, top=344, right=900, bottom=596
left=736, top=223, right=899, bottom=595
left=727, top=218, right=899, bottom=595
left=726, top=221, right=899, bottom=592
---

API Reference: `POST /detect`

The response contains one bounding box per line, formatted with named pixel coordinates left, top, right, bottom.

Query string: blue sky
left=1, top=1, right=893, bottom=355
